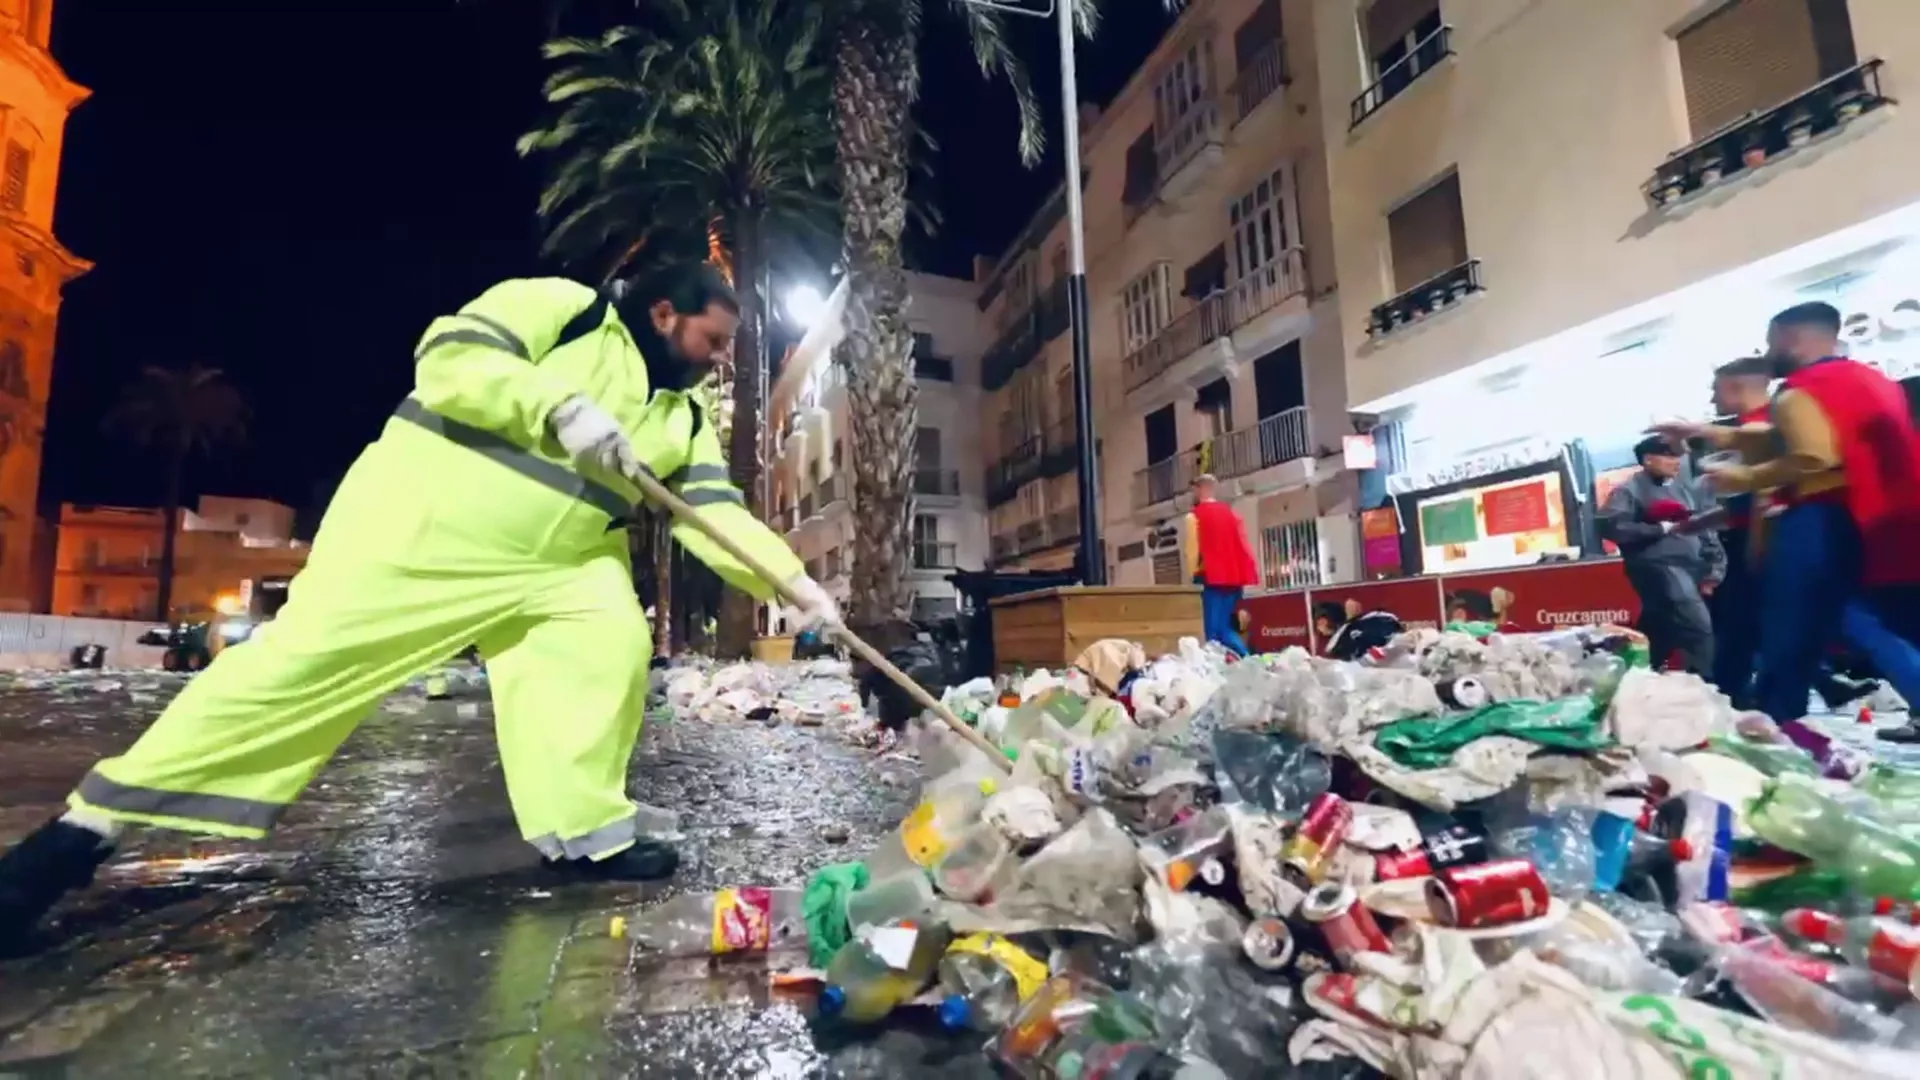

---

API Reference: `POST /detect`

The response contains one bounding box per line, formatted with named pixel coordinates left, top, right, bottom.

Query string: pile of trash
left=658, top=656, right=867, bottom=730
left=630, top=627, right=1920, bottom=1078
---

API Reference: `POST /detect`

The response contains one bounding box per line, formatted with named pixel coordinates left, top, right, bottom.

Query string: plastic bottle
left=933, top=823, right=1018, bottom=902
left=936, top=933, right=1048, bottom=1033
left=1748, top=775, right=1920, bottom=899
left=1780, top=908, right=1920, bottom=994
left=1572, top=651, right=1627, bottom=708
left=867, top=765, right=1002, bottom=876
left=846, top=871, right=937, bottom=931
left=818, top=922, right=952, bottom=1024
left=992, top=974, right=1115, bottom=1078
left=1495, top=809, right=1597, bottom=900
left=1666, top=791, right=1734, bottom=905
left=1712, top=946, right=1904, bottom=1044
left=628, top=886, right=805, bottom=956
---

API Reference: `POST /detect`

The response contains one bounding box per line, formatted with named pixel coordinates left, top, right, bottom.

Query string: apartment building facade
left=1312, top=0, right=1920, bottom=579
left=51, top=497, right=309, bottom=620
left=0, top=0, right=89, bottom=611
left=978, top=0, right=1365, bottom=592
left=767, top=271, right=991, bottom=622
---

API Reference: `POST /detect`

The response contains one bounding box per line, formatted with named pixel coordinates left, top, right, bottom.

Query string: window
left=1001, top=258, right=1035, bottom=327
left=1, top=143, right=27, bottom=214
left=1183, top=245, right=1228, bottom=300
left=913, top=514, right=939, bottom=546
left=1144, top=404, right=1178, bottom=465
left=1153, top=37, right=1218, bottom=151
left=912, top=331, right=935, bottom=357
left=80, top=584, right=100, bottom=610
left=1051, top=246, right=1068, bottom=284
left=915, top=426, right=941, bottom=469
left=0, top=340, right=26, bottom=400
left=1122, top=128, right=1159, bottom=207
left=1121, top=264, right=1173, bottom=353
left=1676, top=0, right=1857, bottom=138
left=1229, top=164, right=1299, bottom=285
left=82, top=538, right=102, bottom=569
left=1253, top=340, right=1305, bottom=418
left=1196, top=377, right=1234, bottom=436
left=1117, top=540, right=1148, bottom=562
left=1235, top=0, right=1285, bottom=71
left=1387, top=172, right=1468, bottom=294
left=1365, top=1, right=1442, bottom=77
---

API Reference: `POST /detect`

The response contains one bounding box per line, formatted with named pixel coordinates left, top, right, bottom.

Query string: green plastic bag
left=1372, top=697, right=1611, bottom=769
left=802, top=861, right=870, bottom=967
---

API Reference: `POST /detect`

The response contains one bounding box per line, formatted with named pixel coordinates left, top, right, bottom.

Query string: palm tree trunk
left=835, top=26, right=920, bottom=652
left=155, top=445, right=186, bottom=621
left=717, top=211, right=767, bottom=658
left=650, top=508, right=673, bottom=658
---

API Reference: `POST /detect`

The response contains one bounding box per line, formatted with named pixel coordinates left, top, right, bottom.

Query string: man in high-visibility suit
left=0, top=264, right=838, bottom=943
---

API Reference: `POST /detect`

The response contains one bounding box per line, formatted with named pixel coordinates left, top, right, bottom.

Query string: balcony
left=913, top=468, right=961, bottom=499
left=991, top=534, right=1015, bottom=562
left=1230, top=41, right=1289, bottom=126
left=1014, top=520, right=1045, bottom=554
left=1208, top=405, right=1313, bottom=485
left=982, top=311, right=1042, bottom=392
left=1350, top=24, right=1452, bottom=129
left=912, top=542, right=957, bottom=570
left=1047, top=510, right=1080, bottom=547
left=1124, top=249, right=1309, bottom=397
left=1041, top=419, right=1079, bottom=479
left=71, top=557, right=158, bottom=576
left=1366, top=258, right=1484, bottom=340
left=1643, top=60, right=1891, bottom=215
left=986, top=439, right=1043, bottom=507
left=1155, top=94, right=1225, bottom=203
left=798, top=491, right=817, bottom=520
left=819, top=474, right=849, bottom=513
left=1132, top=449, right=1202, bottom=513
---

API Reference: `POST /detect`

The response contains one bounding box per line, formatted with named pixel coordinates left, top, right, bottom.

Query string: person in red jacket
left=1183, top=474, right=1260, bottom=656
left=1656, top=302, right=1920, bottom=768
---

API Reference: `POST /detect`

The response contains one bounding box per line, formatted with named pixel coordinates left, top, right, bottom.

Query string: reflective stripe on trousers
left=527, top=812, right=643, bottom=861
left=75, top=768, right=285, bottom=833
left=391, top=397, right=632, bottom=523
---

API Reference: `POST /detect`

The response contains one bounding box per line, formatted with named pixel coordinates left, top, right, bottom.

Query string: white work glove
left=786, top=574, right=842, bottom=633
left=548, top=394, right=640, bottom=480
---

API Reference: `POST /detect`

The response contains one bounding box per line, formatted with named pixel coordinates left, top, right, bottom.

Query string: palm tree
left=822, top=0, right=1095, bottom=648
left=104, top=365, right=248, bottom=621
left=521, top=0, right=838, bottom=657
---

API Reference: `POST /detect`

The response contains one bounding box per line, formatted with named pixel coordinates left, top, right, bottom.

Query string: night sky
left=42, top=1, right=1175, bottom=520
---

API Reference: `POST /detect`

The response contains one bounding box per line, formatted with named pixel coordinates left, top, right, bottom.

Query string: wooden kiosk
left=987, top=585, right=1204, bottom=671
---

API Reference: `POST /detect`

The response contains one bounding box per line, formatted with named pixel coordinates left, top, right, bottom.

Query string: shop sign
left=1441, top=562, right=1638, bottom=632
left=1386, top=437, right=1561, bottom=495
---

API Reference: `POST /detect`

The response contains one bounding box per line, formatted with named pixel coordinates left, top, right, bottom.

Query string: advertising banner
left=1482, top=480, right=1551, bottom=536
left=1237, top=590, right=1313, bottom=654
left=1440, top=561, right=1638, bottom=632
left=1311, top=577, right=1447, bottom=632
left=1420, top=497, right=1480, bottom=546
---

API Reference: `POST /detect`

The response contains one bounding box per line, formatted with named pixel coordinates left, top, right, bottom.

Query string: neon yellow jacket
left=409, top=277, right=803, bottom=599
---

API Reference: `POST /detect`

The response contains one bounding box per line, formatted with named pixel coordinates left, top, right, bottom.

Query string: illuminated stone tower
left=0, top=0, right=89, bottom=610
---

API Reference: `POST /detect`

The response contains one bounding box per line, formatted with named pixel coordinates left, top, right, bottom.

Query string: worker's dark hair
left=1715, top=354, right=1774, bottom=379
left=1313, top=601, right=1346, bottom=627
left=1770, top=301, right=1842, bottom=336
left=615, top=262, right=740, bottom=322
left=1634, top=435, right=1681, bottom=462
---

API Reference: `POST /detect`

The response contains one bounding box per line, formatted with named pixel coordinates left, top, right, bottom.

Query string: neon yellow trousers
left=69, top=426, right=655, bottom=861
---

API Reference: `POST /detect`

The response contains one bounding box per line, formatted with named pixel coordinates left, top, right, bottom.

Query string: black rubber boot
left=0, top=818, right=114, bottom=954
left=544, top=838, right=680, bottom=882
left=1878, top=720, right=1920, bottom=745
left=1816, top=675, right=1880, bottom=711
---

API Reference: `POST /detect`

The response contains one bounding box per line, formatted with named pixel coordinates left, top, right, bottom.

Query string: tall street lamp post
left=969, top=0, right=1104, bottom=583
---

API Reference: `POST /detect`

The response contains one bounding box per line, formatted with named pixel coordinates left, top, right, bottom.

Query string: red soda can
left=1374, top=825, right=1491, bottom=881
left=1426, top=859, right=1550, bottom=929
left=1301, top=881, right=1390, bottom=964
left=1282, top=793, right=1354, bottom=888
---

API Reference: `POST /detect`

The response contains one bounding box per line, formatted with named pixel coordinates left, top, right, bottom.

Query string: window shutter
left=1387, top=173, right=1468, bottom=294
left=1123, top=129, right=1159, bottom=206
left=2, top=143, right=29, bottom=213
left=1677, top=0, right=1827, bottom=138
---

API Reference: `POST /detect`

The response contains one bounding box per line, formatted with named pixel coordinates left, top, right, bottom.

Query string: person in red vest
left=1183, top=474, right=1259, bottom=656
left=1655, top=302, right=1920, bottom=769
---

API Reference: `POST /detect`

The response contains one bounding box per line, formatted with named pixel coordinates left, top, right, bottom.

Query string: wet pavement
left=0, top=672, right=989, bottom=1078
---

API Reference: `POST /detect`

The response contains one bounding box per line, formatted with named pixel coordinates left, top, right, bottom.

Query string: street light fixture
left=963, top=0, right=1104, bottom=584
left=784, top=283, right=826, bottom=328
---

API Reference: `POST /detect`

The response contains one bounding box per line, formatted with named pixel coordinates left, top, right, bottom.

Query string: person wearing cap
left=1655, top=302, right=1920, bottom=757
left=1598, top=436, right=1724, bottom=675
left=1183, top=474, right=1259, bottom=657
left=0, top=265, right=840, bottom=947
